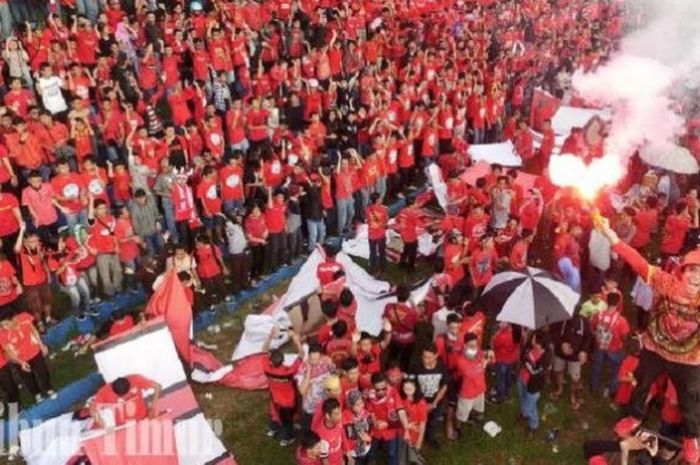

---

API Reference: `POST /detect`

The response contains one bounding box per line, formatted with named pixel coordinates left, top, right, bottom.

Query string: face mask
left=464, top=348, right=478, bottom=359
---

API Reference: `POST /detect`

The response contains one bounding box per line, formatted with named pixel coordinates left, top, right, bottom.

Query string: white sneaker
left=48, top=390, right=58, bottom=399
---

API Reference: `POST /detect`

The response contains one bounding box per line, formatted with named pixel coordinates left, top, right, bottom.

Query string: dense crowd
left=0, top=0, right=695, bottom=464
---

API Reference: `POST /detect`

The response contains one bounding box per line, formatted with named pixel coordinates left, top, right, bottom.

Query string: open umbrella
left=480, top=267, right=579, bottom=329
left=640, top=143, right=699, bottom=174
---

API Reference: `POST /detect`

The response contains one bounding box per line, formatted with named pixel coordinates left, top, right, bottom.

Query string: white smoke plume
left=571, top=0, right=700, bottom=159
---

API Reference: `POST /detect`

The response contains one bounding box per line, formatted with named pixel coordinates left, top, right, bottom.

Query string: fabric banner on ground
left=93, top=320, right=236, bottom=465
left=460, top=161, right=537, bottom=191
left=551, top=105, right=611, bottom=136
left=467, top=142, right=523, bottom=167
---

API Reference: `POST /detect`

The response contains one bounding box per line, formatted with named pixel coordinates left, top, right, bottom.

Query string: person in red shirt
left=87, top=196, right=123, bottom=297
left=244, top=203, right=268, bottom=284
left=14, top=223, right=53, bottom=326
left=660, top=201, right=696, bottom=257
left=219, top=154, right=245, bottom=214
left=51, top=159, right=86, bottom=229
left=383, top=285, right=419, bottom=371
left=399, top=378, right=428, bottom=456
left=589, top=292, right=630, bottom=397
left=262, top=326, right=303, bottom=446
left=615, top=336, right=641, bottom=408
left=630, top=196, right=659, bottom=250
left=455, top=333, right=492, bottom=428
left=265, top=189, right=287, bottom=270
left=90, top=374, right=161, bottom=428
left=491, top=322, right=521, bottom=404
left=365, top=372, right=407, bottom=465
left=196, top=166, right=224, bottom=242
left=295, top=431, right=324, bottom=465
left=365, top=192, right=388, bottom=276
left=469, top=235, right=498, bottom=298
left=394, top=197, right=425, bottom=272
left=0, top=255, right=21, bottom=320
left=0, top=185, right=22, bottom=260
left=313, top=398, right=344, bottom=465
left=509, top=229, right=534, bottom=270
left=0, top=312, right=55, bottom=402
left=115, top=207, right=142, bottom=293
left=194, top=235, right=229, bottom=308
left=352, top=325, right=391, bottom=391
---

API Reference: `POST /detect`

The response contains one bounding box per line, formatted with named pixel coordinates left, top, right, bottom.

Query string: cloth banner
left=467, top=141, right=523, bottom=167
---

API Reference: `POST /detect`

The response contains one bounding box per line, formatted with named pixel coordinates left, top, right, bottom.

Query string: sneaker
left=88, top=309, right=101, bottom=317
left=225, top=295, right=233, bottom=302
left=265, top=428, right=277, bottom=438
left=279, top=438, right=295, bottom=447
left=48, top=390, right=58, bottom=399
left=683, top=437, right=700, bottom=463
left=91, top=297, right=102, bottom=304
left=34, top=394, right=44, bottom=403
left=76, top=314, right=87, bottom=321
left=613, top=416, right=641, bottom=438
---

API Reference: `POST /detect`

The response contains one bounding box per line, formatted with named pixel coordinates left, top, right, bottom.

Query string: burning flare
left=548, top=154, right=624, bottom=200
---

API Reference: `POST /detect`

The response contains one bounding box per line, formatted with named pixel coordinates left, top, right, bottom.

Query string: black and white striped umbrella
left=481, top=267, right=580, bottom=329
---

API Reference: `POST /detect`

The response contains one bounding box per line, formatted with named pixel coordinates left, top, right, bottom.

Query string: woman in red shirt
left=244, top=203, right=268, bottom=285
left=0, top=312, right=55, bottom=402
left=399, top=379, right=428, bottom=459
left=14, top=224, right=53, bottom=328
left=194, top=235, right=229, bottom=309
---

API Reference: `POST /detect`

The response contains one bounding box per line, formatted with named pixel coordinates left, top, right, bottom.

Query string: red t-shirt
left=0, top=312, right=41, bottom=362
left=263, top=356, right=303, bottom=408
left=402, top=399, right=428, bottom=445
left=51, top=173, right=84, bottom=214
left=0, top=260, right=18, bottom=306
left=244, top=214, right=268, bottom=243
left=195, top=244, right=222, bottom=279
left=93, top=374, right=156, bottom=426
left=456, top=351, right=487, bottom=399
left=591, top=309, right=630, bottom=353
left=219, top=165, right=244, bottom=201
left=0, top=193, right=20, bottom=237
left=660, top=214, right=691, bottom=255
left=365, top=204, right=388, bottom=240
left=313, top=418, right=344, bottom=465
left=115, top=218, right=140, bottom=262
left=265, top=201, right=286, bottom=234
left=630, top=209, right=658, bottom=249
left=88, top=215, right=117, bottom=254
left=383, top=302, right=418, bottom=344
left=491, top=326, right=519, bottom=364
left=614, top=355, right=639, bottom=406
left=469, top=248, right=498, bottom=287
left=196, top=178, right=222, bottom=216
left=317, top=259, right=343, bottom=285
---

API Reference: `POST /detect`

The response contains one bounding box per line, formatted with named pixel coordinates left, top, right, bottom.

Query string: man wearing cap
left=597, top=219, right=700, bottom=463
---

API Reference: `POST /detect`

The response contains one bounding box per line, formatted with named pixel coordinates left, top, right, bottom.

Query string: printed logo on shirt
left=206, top=185, right=218, bottom=200
left=88, top=179, right=104, bottom=195
left=225, top=174, right=240, bottom=187
left=63, top=183, right=80, bottom=199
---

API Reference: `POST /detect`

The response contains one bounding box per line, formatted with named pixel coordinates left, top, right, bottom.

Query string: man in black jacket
left=301, top=174, right=326, bottom=253
left=550, top=311, right=593, bottom=410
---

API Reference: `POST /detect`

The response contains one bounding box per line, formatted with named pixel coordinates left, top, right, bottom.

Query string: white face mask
left=464, top=347, right=478, bottom=359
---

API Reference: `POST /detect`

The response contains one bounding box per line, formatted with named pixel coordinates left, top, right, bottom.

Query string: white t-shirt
left=38, top=76, right=67, bottom=114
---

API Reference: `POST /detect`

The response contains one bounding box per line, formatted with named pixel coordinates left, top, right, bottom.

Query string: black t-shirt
left=406, top=361, right=448, bottom=402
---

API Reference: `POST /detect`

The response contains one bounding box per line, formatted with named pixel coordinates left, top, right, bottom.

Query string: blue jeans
left=59, top=275, right=91, bottom=314
left=63, top=210, right=87, bottom=230
left=473, top=127, right=485, bottom=144
left=496, top=362, right=517, bottom=401
left=371, top=437, right=398, bottom=465
left=143, top=232, right=163, bottom=257
left=517, top=379, right=541, bottom=430
left=0, top=2, right=13, bottom=39
left=336, top=197, right=354, bottom=234
left=76, top=0, right=99, bottom=22
left=223, top=199, right=243, bottom=215
left=306, top=219, right=325, bottom=252
left=590, top=349, right=624, bottom=395
left=161, top=197, right=178, bottom=242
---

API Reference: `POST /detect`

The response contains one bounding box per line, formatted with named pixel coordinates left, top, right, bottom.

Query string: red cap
left=683, top=249, right=700, bottom=269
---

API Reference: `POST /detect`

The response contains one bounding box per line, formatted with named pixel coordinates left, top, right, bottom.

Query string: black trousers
left=369, top=238, right=386, bottom=274
left=267, top=232, right=286, bottom=270
left=228, top=252, right=249, bottom=291
left=400, top=241, right=418, bottom=271
left=250, top=245, right=265, bottom=279
left=16, top=354, right=52, bottom=397
left=0, top=365, right=19, bottom=405
left=629, top=348, right=700, bottom=436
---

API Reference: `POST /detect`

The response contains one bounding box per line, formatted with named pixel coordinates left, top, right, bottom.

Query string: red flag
left=529, top=88, right=561, bottom=131
left=145, top=270, right=193, bottom=365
